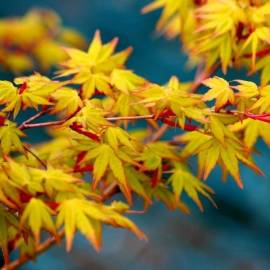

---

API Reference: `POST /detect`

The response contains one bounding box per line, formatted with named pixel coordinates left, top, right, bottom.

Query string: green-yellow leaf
left=21, top=198, right=55, bottom=244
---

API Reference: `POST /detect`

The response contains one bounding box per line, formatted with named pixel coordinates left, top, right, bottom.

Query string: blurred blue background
left=1, top=1, right=270, bottom=269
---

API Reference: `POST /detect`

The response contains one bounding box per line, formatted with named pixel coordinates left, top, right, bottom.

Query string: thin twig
left=106, top=114, right=155, bottom=121
left=19, top=109, right=51, bottom=130
left=209, top=109, right=245, bottom=115
left=19, top=114, right=156, bottom=130
left=101, top=182, right=119, bottom=202
left=19, top=108, right=80, bottom=130
left=23, top=145, right=47, bottom=169
left=149, top=124, right=169, bottom=142
left=18, top=109, right=248, bottom=133
left=20, top=119, right=66, bottom=130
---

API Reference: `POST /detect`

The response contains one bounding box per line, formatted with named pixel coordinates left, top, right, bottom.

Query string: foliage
left=1, top=2, right=270, bottom=269
left=144, top=0, right=270, bottom=79
left=0, top=9, right=86, bottom=73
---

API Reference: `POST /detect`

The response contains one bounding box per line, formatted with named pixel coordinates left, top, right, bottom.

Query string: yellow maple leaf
left=56, top=199, right=145, bottom=251
left=203, top=76, right=235, bottom=110
left=178, top=131, right=262, bottom=188
left=57, top=31, right=132, bottom=99
left=20, top=198, right=56, bottom=244
left=168, top=163, right=215, bottom=211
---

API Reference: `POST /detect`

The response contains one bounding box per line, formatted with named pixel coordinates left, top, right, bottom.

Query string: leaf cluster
left=144, top=0, right=270, bottom=82
left=1, top=5, right=270, bottom=269
left=0, top=9, right=86, bottom=73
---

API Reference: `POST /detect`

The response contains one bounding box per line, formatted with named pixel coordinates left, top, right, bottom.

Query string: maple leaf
left=0, top=121, right=25, bottom=154
left=57, top=31, right=132, bottom=99
left=142, top=0, right=185, bottom=39
left=82, top=143, right=131, bottom=202
left=241, top=27, right=270, bottom=68
left=196, top=0, right=241, bottom=36
left=111, top=69, right=146, bottom=94
left=4, top=159, right=43, bottom=194
left=51, top=87, right=82, bottom=117
left=114, top=93, right=150, bottom=117
left=80, top=72, right=112, bottom=100
left=106, top=201, right=146, bottom=240
left=73, top=101, right=111, bottom=133
left=104, top=127, right=137, bottom=151
left=139, top=142, right=179, bottom=171
left=56, top=199, right=102, bottom=252
left=56, top=199, right=145, bottom=251
left=14, top=73, right=64, bottom=111
left=0, top=81, right=21, bottom=117
left=0, top=74, right=64, bottom=117
left=31, top=167, right=81, bottom=197
left=250, top=85, right=270, bottom=113
left=20, top=198, right=56, bottom=244
left=0, top=80, right=18, bottom=109
left=125, top=167, right=152, bottom=204
left=207, top=113, right=240, bottom=144
left=203, top=77, right=235, bottom=110
left=168, top=163, right=215, bottom=211
left=189, top=0, right=244, bottom=73
left=152, top=183, right=190, bottom=214
left=178, top=131, right=262, bottom=188
left=209, top=115, right=228, bottom=144
left=230, top=118, right=270, bottom=149
left=138, top=76, right=205, bottom=127
left=233, top=80, right=259, bottom=99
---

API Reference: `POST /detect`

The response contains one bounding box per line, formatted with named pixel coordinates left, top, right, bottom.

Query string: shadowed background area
left=1, top=1, right=270, bottom=270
